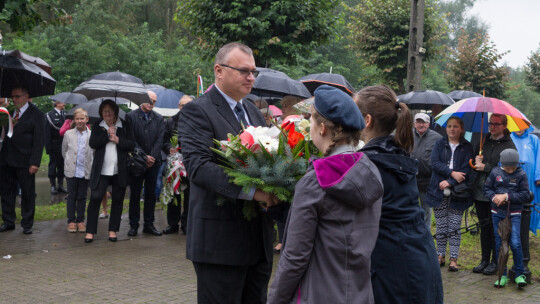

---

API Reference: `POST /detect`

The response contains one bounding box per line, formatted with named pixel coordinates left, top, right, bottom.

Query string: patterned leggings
left=433, top=197, right=464, bottom=259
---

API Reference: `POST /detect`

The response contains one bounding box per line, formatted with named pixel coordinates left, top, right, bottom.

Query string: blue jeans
left=155, top=161, right=166, bottom=199
left=418, top=191, right=432, bottom=228
left=492, top=213, right=524, bottom=276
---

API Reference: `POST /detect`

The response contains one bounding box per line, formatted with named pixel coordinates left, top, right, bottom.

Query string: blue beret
left=314, top=85, right=365, bottom=131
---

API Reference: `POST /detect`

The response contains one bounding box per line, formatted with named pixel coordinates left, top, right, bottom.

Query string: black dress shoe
left=162, top=225, right=179, bottom=234
left=127, top=227, right=138, bottom=236
left=50, top=186, right=58, bottom=194
left=483, top=262, right=497, bottom=275
left=57, top=186, right=68, bottom=193
left=84, top=238, right=93, bottom=243
left=109, top=237, right=117, bottom=242
left=0, top=223, right=15, bottom=232
left=143, top=225, right=162, bottom=236
left=473, top=260, right=489, bottom=273
left=22, top=228, right=33, bottom=235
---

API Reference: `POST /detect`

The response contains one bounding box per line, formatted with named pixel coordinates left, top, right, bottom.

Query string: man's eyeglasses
left=488, top=122, right=505, bottom=126
left=220, top=64, right=259, bottom=78
left=11, top=94, right=27, bottom=100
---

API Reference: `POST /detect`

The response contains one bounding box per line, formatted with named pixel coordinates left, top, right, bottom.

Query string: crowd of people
left=1, top=41, right=539, bottom=303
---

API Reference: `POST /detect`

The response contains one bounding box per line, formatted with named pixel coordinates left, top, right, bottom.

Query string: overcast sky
left=468, top=0, right=540, bottom=68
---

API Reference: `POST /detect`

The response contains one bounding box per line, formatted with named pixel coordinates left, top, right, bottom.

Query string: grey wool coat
left=268, top=147, right=384, bottom=304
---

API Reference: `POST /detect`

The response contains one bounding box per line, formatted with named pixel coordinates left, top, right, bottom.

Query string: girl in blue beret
left=355, top=84, right=443, bottom=304
left=268, top=85, right=384, bottom=304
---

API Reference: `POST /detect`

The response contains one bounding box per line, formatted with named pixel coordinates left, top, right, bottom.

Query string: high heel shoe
left=108, top=232, right=117, bottom=242
left=85, top=234, right=94, bottom=243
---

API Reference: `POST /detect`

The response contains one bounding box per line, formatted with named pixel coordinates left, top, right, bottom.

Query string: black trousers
left=66, top=177, right=89, bottom=223
left=129, top=164, right=159, bottom=228
left=166, top=184, right=189, bottom=230
left=193, top=257, right=272, bottom=304
left=86, top=175, right=126, bottom=234
left=48, top=151, right=64, bottom=184
left=475, top=200, right=496, bottom=262
left=0, top=165, right=36, bottom=229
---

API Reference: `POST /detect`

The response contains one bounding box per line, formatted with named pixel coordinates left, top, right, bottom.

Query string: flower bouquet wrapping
left=160, top=134, right=187, bottom=206
left=0, top=107, right=14, bottom=146
left=211, top=123, right=310, bottom=220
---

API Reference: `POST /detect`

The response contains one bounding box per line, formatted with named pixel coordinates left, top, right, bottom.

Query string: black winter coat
left=425, top=136, right=474, bottom=210
left=89, top=119, right=135, bottom=190
left=361, top=136, right=443, bottom=304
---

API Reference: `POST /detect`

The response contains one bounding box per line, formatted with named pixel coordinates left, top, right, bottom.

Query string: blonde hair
left=71, top=108, right=89, bottom=129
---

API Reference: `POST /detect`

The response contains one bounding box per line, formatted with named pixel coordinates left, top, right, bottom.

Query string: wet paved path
left=1, top=210, right=539, bottom=303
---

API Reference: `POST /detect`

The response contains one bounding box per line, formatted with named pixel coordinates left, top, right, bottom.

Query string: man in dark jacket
left=126, top=91, right=165, bottom=236
left=471, top=114, right=517, bottom=275
left=412, top=112, right=442, bottom=226
left=0, top=87, right=45, bottom=235
left=44, top=99, right=66, bottom=194
left=162, top=95, right=193, bottom=235
left=178, top=42, right=279, bottom=304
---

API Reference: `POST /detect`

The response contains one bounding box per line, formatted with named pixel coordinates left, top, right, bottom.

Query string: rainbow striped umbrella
left=435, top=97, right=531, bottom=133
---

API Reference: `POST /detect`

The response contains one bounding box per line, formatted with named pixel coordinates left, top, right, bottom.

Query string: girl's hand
left=439, top=180, right=450, bottom=190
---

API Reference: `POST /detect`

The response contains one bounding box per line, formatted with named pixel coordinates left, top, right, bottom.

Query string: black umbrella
left=3, top=49, right=52, bottom=75
left=251, top=70, right=311, bottom=99
left=448, top=90, right=483, bottom=101
left=49, top=92, right=88, bottom=104
left=66, top=101, right=126, bottom=124
left=89, top=97, right=131, bottom=105
left=0, top=54, right=56, bottom=98
left=397, top=90, right=455, bottom=110
left=299, top=73, right=355, bottom=96
left=73, top=71, right=151, bottom=105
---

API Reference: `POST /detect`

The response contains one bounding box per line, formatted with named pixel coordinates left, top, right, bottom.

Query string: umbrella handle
left=469, top=159, right=476, bottom=169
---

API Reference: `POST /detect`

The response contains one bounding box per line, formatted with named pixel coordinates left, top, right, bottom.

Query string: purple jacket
left=268, top=146, right=383, bottom=304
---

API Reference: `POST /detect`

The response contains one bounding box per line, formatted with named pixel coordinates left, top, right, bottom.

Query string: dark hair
left=490, top=113, right=510, bottom=136
left=312, top=106, right=361, bottom=157
left=446, top=116, right=465, bottom=139
left=99, top=99, right=119, bottom=121
left=353, top=85, right=413, bottom=152
left=13, top=87, right=29, bottom=95
left=215, top=42, right=253, bottom=65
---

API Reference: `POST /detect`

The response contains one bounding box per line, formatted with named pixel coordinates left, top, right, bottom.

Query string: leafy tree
left=438, top=0, right=488, bottom=49
left=525, top=45, right=540, bottom=94
left=507, top=68, right=540, bottom=127
left=0, top=0, right=68, bottom=34
left=175, top=0, right=339, bottom=66
left=446, top=31, right=509, bottom=99
left=345, top=0, right=447, bottom=93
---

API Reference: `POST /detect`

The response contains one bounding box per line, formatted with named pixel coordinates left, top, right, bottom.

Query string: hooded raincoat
left=511, top=127, right=540, bottom=234
left=361, top=136, right=443, bottom=304
left=268, top=146, right=384, bottom=304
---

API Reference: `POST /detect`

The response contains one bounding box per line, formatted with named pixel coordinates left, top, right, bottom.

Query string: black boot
left=50, top=179, right=58, bottom=194
left=473, top=260, right=489, bottom=273
left=483, top=261, right=497, bottom=275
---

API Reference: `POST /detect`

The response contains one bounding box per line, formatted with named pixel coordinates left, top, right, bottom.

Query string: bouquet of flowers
left=211, top=124, right=309, bottom=220
left=160, top=133, right=187, bottom=206
left=0, top=107, right=14, bottom=143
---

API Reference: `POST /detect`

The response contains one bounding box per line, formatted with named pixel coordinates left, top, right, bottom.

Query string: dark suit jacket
left=89, top=118, right=135, bottom=190
left=126, top=108, right=164, bottom=164
left=2, top=103, right=45, bottom=168
left=44, top=109, right=65, bottom=154
left=178, top=86, right=274, bottom=266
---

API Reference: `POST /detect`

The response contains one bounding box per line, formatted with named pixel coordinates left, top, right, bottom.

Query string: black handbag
left=127, top=147, right=147, bottom=176
left=450, top=182, right=471, bottom=201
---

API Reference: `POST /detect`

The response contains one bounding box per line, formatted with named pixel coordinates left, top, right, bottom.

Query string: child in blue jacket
left=483, top=148, right=530, bottom=288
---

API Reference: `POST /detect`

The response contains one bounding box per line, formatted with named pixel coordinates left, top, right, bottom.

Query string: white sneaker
left=99, top=213, right=109, bottom=219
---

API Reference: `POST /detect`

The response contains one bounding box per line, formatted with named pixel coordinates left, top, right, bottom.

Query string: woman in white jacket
left=62, top=108, right=93, bottom=233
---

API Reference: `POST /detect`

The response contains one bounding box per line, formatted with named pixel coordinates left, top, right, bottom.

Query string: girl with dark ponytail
left=354, top=85, right=443, bottom=304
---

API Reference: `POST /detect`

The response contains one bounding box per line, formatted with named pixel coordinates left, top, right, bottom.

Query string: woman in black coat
left=355, top=85, right=443, bottom=304
left=85, top=100, right=135, bottom=243
left=426, top=116, right=473, bottom=271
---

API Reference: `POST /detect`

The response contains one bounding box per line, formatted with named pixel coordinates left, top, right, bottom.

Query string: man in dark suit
left=0, top=87, right=45, bottom=234
left=178, top=42, right=280, bottom=304
left=44, top=99, right=66, bottom=194
left=126, top=91, right=165, bottom=237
